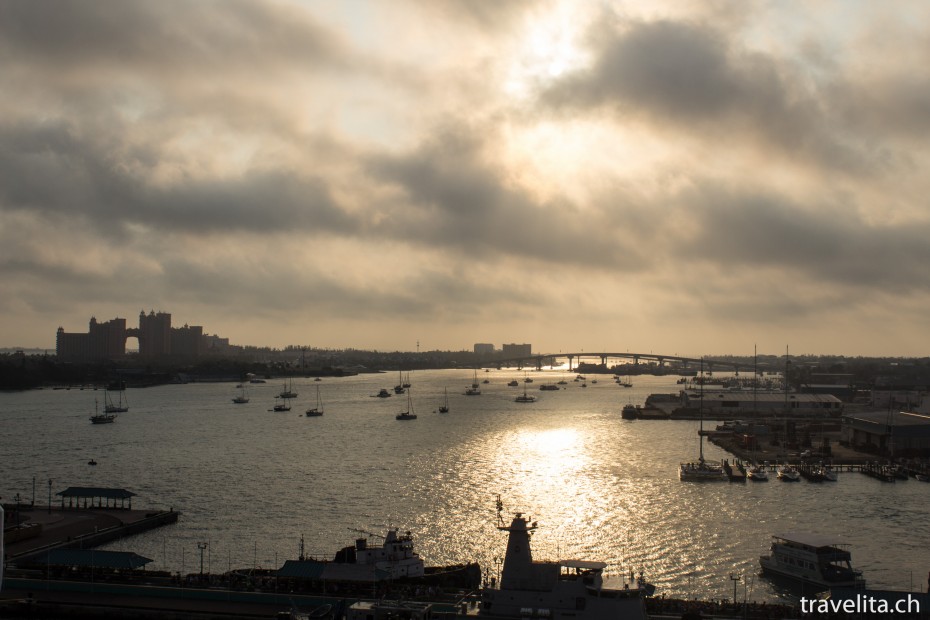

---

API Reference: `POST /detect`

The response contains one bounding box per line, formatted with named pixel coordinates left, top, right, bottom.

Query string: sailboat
left=104, top=389, right=129, bottom=413
left=396, top=388, right=417, bottom=420
left=278, top=378, right=297, bottom=399
left=465, top=369, right=481, bottom=395
left=679, top=358, right=725, bottom=481
left=90, top=399, right=116, bottom=424
left=232, top=385, right=250, bottom=404
left=394, top=370, right=406, bottom=394
left=438, top=388, right=449, bottom=413
left=515, top=373, right=536, bottom=402
left=273, top=395, right=291, bottom=412
left=305, top=385, right=323, bottom=416
left=747, top=346, right=768, bottom=481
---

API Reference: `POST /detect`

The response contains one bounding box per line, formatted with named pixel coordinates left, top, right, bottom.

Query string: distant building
left=137, top=310, right=172, bottom=357
left=502, top=343, right=532, bottom=358
left=841, top=410, right=930, bottom=457
left=681, top=390, right=843, bottom=417
left=56, top=310, right=211, bottom=361
left=170, top=324, right=203, bottom=357
left=56, top=317, right=127, bottom=362
left=474, top=343, right=495, bottom=356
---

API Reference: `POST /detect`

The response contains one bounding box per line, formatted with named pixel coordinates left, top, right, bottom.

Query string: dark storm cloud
left=673, top=185, right=930, bottom=293
left=0, top=120, right=358, bottom=235
left=0, top=0, right=348, bottom=80
left=541, top=19, right=873, bottom=174
left=365, top=126, right=649, bottom=270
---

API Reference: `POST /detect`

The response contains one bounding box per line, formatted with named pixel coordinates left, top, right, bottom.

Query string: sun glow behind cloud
left=3, top=1, right=930, bottom=355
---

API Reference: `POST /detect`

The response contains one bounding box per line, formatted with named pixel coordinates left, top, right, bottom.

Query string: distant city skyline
left=3, top=3, right=930, bottom=356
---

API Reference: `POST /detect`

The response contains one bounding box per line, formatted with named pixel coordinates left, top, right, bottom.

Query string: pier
left=3, top=503, right=179, bottom=565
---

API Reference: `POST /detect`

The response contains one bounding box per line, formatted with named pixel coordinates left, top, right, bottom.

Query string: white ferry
left=480, top=500, right=648, bottom=620
left=759, top=533, right=865, bottom=592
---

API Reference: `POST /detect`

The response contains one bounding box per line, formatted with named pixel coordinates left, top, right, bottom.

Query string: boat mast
left=699, top=357, right=705, bottom=462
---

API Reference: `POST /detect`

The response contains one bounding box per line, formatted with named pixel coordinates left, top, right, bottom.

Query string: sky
left=2, top=1, right=930, bottom=357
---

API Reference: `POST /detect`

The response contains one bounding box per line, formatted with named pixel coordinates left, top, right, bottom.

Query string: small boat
left=278, top=379, right=298, bottom=399
left=818, top=464, right=837, bottom=482
left=621, top=404, right=638, bottom=419
left=777, top=464, right=801, bottom=481
left=314, top=377, right=322, bottom=382
left=374, top=388, right=392, bottom=398
left=396, top=390, right=417, bottom=420
left=539, top=383, right=559, bottom=391
left=747, top=463, right=769, bottom=481
left=514, top=384, right=536, bottom=403
left=507, top=380, right=519, bottom=387
left=89, top=399, right=116, bottom=424
left=438, top=388, right=449, bottom=413
left=104, top=389, right=129, bottom=413
left=87, top=459, right=97, bottom=466
left=232, top=386, right=250, bottom=404
left=916, top=473, right=930, bottom=482
left=305, top=385, right=323, bottom=416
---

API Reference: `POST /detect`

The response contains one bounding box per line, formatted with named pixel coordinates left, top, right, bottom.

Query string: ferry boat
left=480, top=499, right=648, bottom=620
left=760, top=533, right=865, bottom=592
left=277, top=529, right=480, bottom=589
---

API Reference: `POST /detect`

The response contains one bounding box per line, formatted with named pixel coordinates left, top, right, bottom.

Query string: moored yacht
left=777, top=464, right=801, bottom=481
left=679, top=459, right=726, bottom=481
left=747, top=462, right=769, bottom=481
left=480, top=500, right=648, bottom=620
left=760, top=533, right=865, bottom=592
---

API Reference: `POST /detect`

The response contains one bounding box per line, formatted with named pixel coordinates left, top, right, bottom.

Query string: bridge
left=474, top=352, right=778, bottom=375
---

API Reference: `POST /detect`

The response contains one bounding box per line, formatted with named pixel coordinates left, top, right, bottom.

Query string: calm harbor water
left=2, top=370, right=928, bottom=603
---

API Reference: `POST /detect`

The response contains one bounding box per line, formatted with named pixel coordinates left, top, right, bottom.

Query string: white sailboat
left=465, top=369, right=481, bottom=395
left=515, top=374, right=536, bottom=402
left=680, top=358, right=725, bottom=481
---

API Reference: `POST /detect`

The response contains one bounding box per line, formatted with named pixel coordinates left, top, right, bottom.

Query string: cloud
left=540, top=18, right=878, bottom=175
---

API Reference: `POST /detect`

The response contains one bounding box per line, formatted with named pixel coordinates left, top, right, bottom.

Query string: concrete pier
left=4, top=505, right=179, bottom=564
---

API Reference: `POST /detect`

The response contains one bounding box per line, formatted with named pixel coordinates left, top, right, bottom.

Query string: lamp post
left=47, top=479, right=52, bottom=514
left=729, top=573, right=741, bottom=605
left=198, top=542, right=208, bottom=578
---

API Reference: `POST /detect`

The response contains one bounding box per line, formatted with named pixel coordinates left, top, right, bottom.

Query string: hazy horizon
left=3, top=2, right=930, bottom=356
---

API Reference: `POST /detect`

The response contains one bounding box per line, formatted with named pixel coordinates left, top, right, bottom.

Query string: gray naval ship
left=479, top=501, right=648, bottom=620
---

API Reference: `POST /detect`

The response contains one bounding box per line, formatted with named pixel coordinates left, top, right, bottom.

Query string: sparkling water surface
left=2, top=370, right=928, bottom=602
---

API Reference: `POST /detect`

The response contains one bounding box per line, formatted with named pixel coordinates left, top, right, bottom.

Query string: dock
left=4, top=504, right=179, bottom=565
